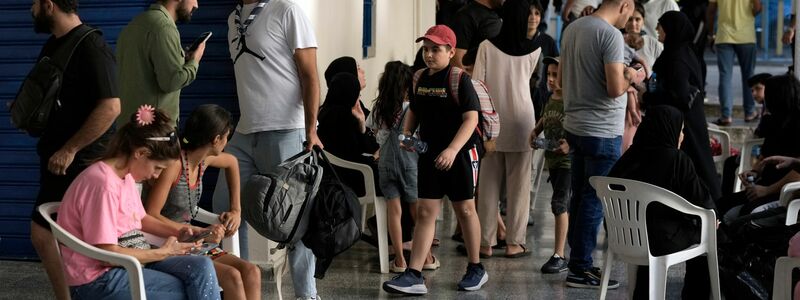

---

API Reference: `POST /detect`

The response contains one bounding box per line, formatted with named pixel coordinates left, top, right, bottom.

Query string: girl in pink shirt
left=57, top=106, right=220, bottom=299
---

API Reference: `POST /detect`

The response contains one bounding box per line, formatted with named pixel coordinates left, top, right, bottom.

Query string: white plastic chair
left=780, top=181, right=800, bottom=226
left=39, top=202, right=147, bottom=300
left=771, top=183, right=800, bottom=300
left=707, top=127, right=731, bottom=175
left=322, top=150, right=390, bottom=274
left=589, top=176, right=721, bottom=300
left=733, top=138, right=765, bottom=193
left=772, top=256, right=800, bottom=300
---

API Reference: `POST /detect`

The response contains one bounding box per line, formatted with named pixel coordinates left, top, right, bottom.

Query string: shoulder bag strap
left=49, top=24, right=99, bottom=71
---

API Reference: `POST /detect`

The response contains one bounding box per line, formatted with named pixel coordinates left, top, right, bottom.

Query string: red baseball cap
left=416, top=25, right=457, bottom=49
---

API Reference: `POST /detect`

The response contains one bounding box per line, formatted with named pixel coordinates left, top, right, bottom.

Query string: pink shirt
left=57, top=161, right=145, bottom=286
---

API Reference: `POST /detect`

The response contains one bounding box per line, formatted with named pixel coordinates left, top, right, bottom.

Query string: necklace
left=181, top=151, right=204, bottom=221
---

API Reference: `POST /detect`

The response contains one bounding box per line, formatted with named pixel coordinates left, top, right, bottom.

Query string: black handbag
left=302, top=148, right=362, bottom=279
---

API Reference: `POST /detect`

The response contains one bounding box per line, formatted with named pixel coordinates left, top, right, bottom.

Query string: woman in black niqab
left=609, top=105, right=716, bottom=300
left=644, top=11, right=721, bottom=202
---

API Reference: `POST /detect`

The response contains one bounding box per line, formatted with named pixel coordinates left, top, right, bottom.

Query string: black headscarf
left=324, top=56, right=358, bottom=85
left=655, top=11, right=702, bottom=88
left=322, top=73, right=360, bottom=109
left=658, top=11, right=695, bottom=51
left=631, top=105, right=684, bottom=150
left=489, top=0, right=537, bottom=56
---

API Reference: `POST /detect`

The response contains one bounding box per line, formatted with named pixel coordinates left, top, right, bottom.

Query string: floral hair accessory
left=136, top=105, right=156, bottom=126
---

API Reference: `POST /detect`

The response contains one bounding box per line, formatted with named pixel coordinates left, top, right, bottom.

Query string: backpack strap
left=49, top=24, right=99, bottom=71
left=448, top=66, right=464, bottom=104
left=412, top=68, right=425, bottom=96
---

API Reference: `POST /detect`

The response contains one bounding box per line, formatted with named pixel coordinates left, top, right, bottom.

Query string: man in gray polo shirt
left=558, top=0, right=637, bottom=289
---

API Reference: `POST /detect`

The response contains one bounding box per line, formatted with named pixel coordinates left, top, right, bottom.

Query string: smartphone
left=189, top=242, right=219, bottom=256
left=186, top=31, right=212, bottom=52
left=183, top=230, right=213, bottom=243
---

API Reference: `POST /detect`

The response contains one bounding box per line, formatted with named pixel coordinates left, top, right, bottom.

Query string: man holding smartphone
left=116, top=0, right=205, bottom=128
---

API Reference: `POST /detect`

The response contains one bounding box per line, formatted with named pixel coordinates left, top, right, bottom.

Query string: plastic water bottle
left=647, top=72, right=658, bottom=93
left=398, top=134, right=428, bottom=153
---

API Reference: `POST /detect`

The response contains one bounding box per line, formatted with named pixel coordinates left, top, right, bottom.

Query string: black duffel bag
left=302, top=148, right=362, bottom=279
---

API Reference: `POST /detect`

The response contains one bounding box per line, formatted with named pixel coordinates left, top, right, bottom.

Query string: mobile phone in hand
left=189, top=242, right=218, bottom=256
left=186, top=31, right=212, bottom=52
left=183, top=230, right=213, bottom=243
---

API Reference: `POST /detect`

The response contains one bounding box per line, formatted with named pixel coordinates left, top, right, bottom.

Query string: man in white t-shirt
left=214, top=0, right=323, bottom=299
left=640, top=0, right=679, bottom=37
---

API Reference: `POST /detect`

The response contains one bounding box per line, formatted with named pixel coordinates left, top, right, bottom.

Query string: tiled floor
left=0, top=169, right=691, bottom=300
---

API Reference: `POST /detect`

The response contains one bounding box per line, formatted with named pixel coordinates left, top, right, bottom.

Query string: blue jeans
left=716, top=43, right=756, bottom=118
left=70, top=256, right=220, bottom=300
left=212, top=129, right=317, bottom=298
left=565, top=132, right=621, bottom=272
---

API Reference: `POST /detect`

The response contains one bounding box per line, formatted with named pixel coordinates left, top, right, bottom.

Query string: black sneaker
left=565, top=267, right=619, bottom=289
left=457, top=263, right=489, bottom=291
left=382, top=269, right=427, bottom=295
left=540, top=254, right=568, bottom=274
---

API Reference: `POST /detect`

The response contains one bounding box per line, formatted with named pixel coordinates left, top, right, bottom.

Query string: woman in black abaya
left=644, top=11, right=721, bottom=202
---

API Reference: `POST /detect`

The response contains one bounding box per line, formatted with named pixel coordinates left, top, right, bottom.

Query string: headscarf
left=324, top=56, right=358, bottom=85
left=658, top=11, right=695, bottom=52
left=652, top=11, right=702, bottom=93
left=630, top=105, right=684, bottom=150
left=322, top=73, right=360, bottom=108
left=489, top=0, right=537, bottom=56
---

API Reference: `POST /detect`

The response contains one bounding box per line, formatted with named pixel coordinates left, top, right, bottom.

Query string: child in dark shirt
left=382, top=25, right=487, bottom=295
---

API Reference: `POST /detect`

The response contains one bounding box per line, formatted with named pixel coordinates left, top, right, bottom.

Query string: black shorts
left=30, top=155, right=91, bottom=228
left=418, top=145, right=480, bottom=202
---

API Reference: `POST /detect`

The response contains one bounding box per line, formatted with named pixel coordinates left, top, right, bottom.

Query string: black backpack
left=302, top=148, right=362, bottom=279
left=9, top=25, right=98, bottom=137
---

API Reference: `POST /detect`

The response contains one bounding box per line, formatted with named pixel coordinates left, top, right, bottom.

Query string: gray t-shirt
left=561, top=16, right=626, bottom=138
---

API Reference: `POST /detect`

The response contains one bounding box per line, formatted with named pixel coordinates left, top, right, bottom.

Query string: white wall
left=301, top=0, right=435, bottom=107
left=246, top=0, right=435, bottom=265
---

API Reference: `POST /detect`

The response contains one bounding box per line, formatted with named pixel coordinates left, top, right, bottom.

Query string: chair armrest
left=780, top=182, right=800, bottom=207
left=194, top=208, right=221, bottom=225
left=194, top=208, right=240, bottom=257
left=787, top=199, right=800, bottom=226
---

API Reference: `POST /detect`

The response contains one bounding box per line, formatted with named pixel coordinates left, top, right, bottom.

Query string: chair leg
left=599, top=251, right=614, bottom=300
left=648, top=262, right=667, bottom=300
left=707, top=250, right=722, bottom=300
left=627, top=263, right=638, bottom=300
left=274, top=257, right=285, bottom=300
left=361, top=205, right=368, bottom=232
left=374, top=197, right=389, bottom=274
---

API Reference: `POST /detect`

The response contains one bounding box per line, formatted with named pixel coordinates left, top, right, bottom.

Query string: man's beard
left=176, top=6, right=196, bottom=23
left=32, top=11, right=53, bottom=34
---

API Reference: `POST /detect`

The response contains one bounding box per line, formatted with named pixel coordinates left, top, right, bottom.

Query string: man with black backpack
left=22, top=0, right=120, bottom=299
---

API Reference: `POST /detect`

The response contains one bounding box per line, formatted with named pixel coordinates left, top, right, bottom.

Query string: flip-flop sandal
left=504, top=245, right=531, bottom=258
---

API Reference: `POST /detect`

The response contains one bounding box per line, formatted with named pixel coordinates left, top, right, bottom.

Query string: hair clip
left=136, top=105, right=156, bottom=126
left=147, top=131, right=177, bottom=143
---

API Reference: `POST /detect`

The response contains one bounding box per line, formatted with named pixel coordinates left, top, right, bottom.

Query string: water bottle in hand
left=398, top=134, right=428, bottom=153
left=532, top=137, right=559, bottom=151
left=647, top=72, right=658, bottom=93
